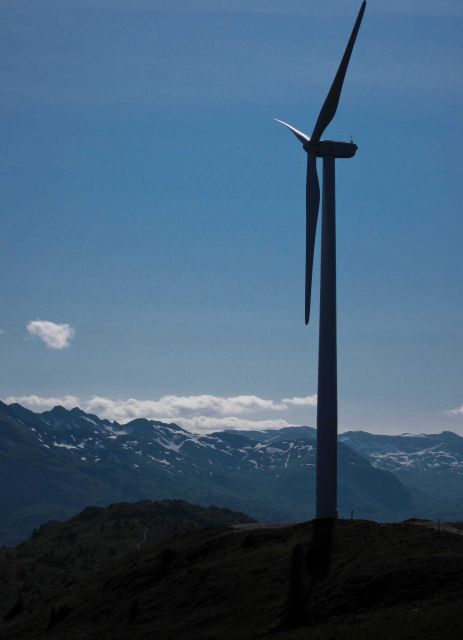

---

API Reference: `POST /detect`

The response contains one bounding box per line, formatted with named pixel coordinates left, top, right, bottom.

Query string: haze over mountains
left=1, top=401, right=462, bottom=544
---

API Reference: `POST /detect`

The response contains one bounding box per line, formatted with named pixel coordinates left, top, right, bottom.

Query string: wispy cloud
left=4, top=392, right=317, bottom=432
left=446, top=404, right=463, bottom=417
left=26, top=320, right=75, bottom=349
left=282, top=395, right=317, bottom=407
left=172, top=416, right=290, bottom=431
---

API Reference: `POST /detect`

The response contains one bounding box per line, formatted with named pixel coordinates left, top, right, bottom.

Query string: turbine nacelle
left=274, top=120, right=357, bottom=158
left=304, top=140, right=358, bottom=159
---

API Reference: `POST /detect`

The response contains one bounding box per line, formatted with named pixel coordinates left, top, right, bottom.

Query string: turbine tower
left=276, top=1, right=366, bottom=519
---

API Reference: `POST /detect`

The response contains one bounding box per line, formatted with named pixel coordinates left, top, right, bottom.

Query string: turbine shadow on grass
left=279, top=518, right=335, bottom=630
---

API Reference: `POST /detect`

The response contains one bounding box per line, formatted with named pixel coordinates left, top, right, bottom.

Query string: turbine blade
left=274, top=119, right=311, bottom=145
left=311, top=1, right=366, bottom=142
left=305, top=153, right=320, bottom=324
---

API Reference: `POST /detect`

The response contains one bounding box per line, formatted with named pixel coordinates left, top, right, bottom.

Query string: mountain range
left=1, top=400, right=462, bottom=544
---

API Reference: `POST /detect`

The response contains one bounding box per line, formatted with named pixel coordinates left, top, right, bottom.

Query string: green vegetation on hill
left=0, top=499, right=253, bottom=625
left=1, top=512, right=463, bottom=639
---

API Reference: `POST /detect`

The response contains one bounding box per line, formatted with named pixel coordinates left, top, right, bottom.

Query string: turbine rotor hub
left=303, top=140, right=358, bottom=158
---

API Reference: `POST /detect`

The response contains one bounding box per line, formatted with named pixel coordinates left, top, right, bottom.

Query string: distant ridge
left=0, top=401, right=462, bottom=544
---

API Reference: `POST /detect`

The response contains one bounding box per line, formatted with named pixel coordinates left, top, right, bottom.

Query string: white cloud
left=82, top=394, right=291, bottom=423
left=5, top=394, right=80, bottom=411
left=4, top=392, right=316, bottom=432
left=0, top=328, right=5, bottom=335
left=446, top=404, right=463, bottom=417
left=172, top=416, right=290, bottom=432
left=26, top=320, right=75, bottom=349
left=282, top=395, right=318, bottom=407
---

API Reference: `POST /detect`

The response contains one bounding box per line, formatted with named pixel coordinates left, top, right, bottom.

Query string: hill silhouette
left=1, top=508, right=462, bottom=639
left=0, top=499, right=253, bottom=624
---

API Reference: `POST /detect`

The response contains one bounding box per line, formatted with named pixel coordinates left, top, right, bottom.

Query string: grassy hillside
left=0, top=499, right=253, bottom=623
left=1, top=516, right=462, bottom=639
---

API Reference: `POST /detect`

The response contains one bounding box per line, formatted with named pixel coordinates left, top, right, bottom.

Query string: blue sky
left=0, top=0, right=461, bottom=433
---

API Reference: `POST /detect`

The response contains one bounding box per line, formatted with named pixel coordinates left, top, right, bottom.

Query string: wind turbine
left=276, top=1, right=366, bottom=519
